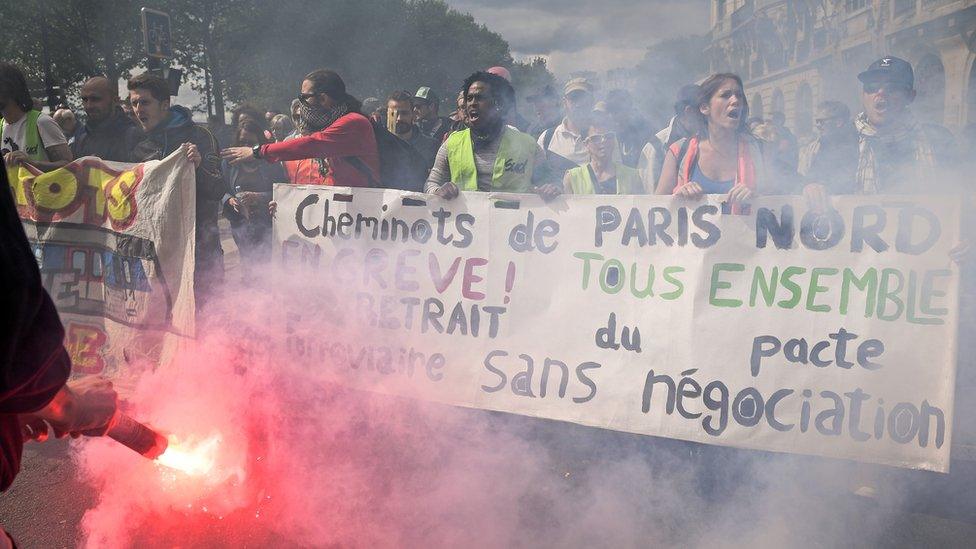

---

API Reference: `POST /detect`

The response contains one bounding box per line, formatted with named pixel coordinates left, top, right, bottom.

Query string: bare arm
left=655, top=150, right=678, bottom=195
left=425, top=140, right=451, bottom=193
left=20, top=376, right=118, bottom=439
left=562, top=170, right=574, bottom=195
left=26, top=144, right=72, bottom=172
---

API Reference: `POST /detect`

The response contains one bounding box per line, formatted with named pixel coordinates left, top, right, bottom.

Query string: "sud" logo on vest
left=503, top=158, right=527, bottom=174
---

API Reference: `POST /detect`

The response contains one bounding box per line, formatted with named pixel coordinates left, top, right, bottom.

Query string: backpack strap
left=347, top=156, right=378, bottom=187
left=671, top=137, right=692, bottom=165
left=667, top=137, right=696, bottom=191
left=542, top=127, right=556, bottom=160
left=649, top=134, right=665, bottom=162
left=35, top=116, right=45, bottom=151
left=346, top=119, right=383, bottom=187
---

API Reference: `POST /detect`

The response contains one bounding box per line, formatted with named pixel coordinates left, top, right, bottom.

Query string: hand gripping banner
left=10, top=152, right=196, bottom=395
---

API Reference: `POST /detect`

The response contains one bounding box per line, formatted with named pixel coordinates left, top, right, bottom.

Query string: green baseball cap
left=415, top=86, right=439, bottom=104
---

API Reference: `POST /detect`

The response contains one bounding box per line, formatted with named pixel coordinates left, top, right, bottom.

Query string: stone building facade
left=706, top=0, right=976, bottom=140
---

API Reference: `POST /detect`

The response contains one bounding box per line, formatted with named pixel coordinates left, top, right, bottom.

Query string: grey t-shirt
left=425, top=129, right=552, bottom=193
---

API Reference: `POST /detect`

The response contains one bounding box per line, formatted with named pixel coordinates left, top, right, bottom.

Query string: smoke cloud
left=63, top=247, right=946, bottom=548
left=7, top=3, right=971, bottom=547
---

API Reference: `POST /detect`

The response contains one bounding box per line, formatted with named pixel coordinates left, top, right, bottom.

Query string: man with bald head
left=71, top=76, right=138, bottom=161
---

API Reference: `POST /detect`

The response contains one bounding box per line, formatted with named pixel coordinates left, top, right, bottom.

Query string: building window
left=751, top=93, right=765, bottom=120
left=795, top=84, right=814, bottom=137
left=717, top=0, right=727, bottom=19
left=915, top=53, right=945, bottom=124
left=813, top=29, right=827, bottom=50
left=846, top=0, right=868, bottom=11
left=893, top=0, right=915, bottom=15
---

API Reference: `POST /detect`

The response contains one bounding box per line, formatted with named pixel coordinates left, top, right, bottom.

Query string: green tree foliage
left=161, top=0, right=262, bottom=119
left=510, top=57, right=556, bottom=110
left=635, top=34, right=709, bottom=128
left=0, top=0, right=145, bottom=96
left=0, top=0, right=552, bottom=120
left=217, top=0, right=549, bottom=117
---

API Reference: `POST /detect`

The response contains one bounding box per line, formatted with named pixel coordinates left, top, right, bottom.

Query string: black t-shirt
left=807, top=130, right=859, bottom=194
left=232, top=165, right=269, bottom=193
left=588, top=164, right=618, bottom=195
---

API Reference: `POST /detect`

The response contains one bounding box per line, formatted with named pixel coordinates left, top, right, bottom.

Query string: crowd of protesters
left=3, top=51, right=976, bottom=545
left=3, top=55, right=974, bottom=296
left=2, top=55, right=973, bottom=295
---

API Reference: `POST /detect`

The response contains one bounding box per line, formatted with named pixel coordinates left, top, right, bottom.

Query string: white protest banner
left=10, top=152, right=196, bottom=395
left=273, top=185, right=961, bottom=472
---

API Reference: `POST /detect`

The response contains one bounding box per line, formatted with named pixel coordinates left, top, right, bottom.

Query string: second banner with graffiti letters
left=11, top=152, right=196, bottom=396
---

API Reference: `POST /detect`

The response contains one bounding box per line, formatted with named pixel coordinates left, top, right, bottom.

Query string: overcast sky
left=443, top=0, right=711, bottom=78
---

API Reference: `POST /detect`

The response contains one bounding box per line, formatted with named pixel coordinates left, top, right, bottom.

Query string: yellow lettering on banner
left=10, top=161, right=143, bottom=227
left=85, top=166, right=113, bottom=220
left=31, top=168, right=79, bottom=211
left=106, top=169, right=138, bottom=226
left=66, top=323, right=107, bottom=375
left=8, top=165, right=31, bottom=206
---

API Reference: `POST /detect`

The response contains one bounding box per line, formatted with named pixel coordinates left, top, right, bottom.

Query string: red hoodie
left=260, top=112, right=379, bottom=187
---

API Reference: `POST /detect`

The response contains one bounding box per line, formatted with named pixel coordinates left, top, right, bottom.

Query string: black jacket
left=0, top=157, right=71, bottom=491
left=128, top=105, right=225, bottom=248
left=802, top=127, right=860, bottom=194
left=418, top=115, right=451, bottom=144
left=220, top=159, right=286, bottom=227
left=403, top=128, right=438, bottom=170
left=71, top=109, right=139, bottom=162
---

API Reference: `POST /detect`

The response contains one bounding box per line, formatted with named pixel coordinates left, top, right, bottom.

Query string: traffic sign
left=141, top=8, right=173, bottom=59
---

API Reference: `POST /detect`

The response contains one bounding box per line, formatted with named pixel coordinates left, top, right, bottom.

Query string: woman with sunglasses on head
left=655, top=73, right=767, bottom=207
left=563, top=113, right=644, bottom=195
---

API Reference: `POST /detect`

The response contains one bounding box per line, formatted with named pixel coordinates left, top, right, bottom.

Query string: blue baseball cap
left=857, top=56, right=914, bottom=88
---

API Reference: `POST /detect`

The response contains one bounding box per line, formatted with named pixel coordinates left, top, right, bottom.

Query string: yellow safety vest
left=0, top=110, right=46, bottom=161
left=446, top=126, right=537, bottom=192
left=565, top=162, right=644, bottom=194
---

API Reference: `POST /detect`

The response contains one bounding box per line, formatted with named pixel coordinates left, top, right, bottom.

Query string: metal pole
left=39, top=0, right=54, bottom=111
left=205, top=65, right=213, bottom=118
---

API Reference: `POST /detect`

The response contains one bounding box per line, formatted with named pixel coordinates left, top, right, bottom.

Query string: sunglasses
left=862, top=82, right=911, bottom=95
left=297, top=92, right=320, bottom=106
left=585, top=132, right=615, bottom=144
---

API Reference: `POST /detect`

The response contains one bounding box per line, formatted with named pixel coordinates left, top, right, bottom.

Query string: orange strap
left=670, top=135, right=756, bottom=214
